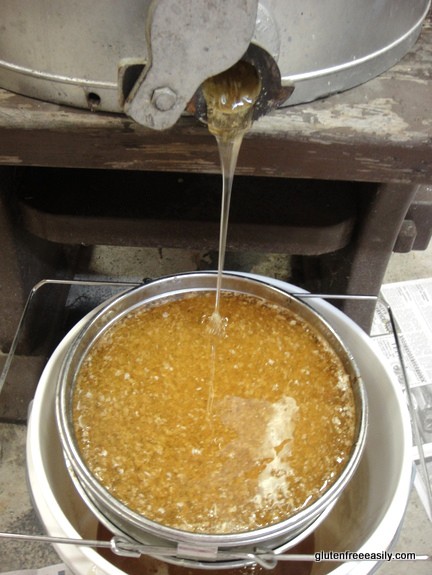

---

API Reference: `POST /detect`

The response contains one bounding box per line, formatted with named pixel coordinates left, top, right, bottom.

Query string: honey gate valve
left=123, top=0, right=292, bottom=130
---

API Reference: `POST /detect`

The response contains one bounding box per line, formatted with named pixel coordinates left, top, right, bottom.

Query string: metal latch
left=123, top=0, right=259, bottom=130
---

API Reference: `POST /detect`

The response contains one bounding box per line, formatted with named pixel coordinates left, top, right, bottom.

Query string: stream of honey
left=201, top=60, right=261, bottom=333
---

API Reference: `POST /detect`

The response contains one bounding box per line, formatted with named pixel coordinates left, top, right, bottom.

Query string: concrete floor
left=1, top=243, right=432, bottom=574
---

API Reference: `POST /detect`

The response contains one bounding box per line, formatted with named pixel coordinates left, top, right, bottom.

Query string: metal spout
left=187, top=44, right=294, bottom=126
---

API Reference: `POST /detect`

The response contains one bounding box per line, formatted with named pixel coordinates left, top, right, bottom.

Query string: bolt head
left=151, top=87, right=177, bottom=111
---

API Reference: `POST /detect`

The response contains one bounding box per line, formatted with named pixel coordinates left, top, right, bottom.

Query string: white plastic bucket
left=27, top=275, right=413, bottom=575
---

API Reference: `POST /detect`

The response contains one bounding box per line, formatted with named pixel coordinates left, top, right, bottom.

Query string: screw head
left=151, top=87, right=177, bottom=111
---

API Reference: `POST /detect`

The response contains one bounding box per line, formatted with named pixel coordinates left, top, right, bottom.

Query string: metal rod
left=292, top=293, right=378, bottom=301
left=0, top=531, right=113, bottom=549
left=0, top=281, right=374, bottom=397
left=386, top=304, right=432, bottom=520
left=0, top=532, right=430, bottom=564
left=0, top=278, right=140, bottom=397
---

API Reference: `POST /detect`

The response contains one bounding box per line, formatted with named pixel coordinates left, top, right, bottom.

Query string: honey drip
left=201, top=61, right=261, bottom=418
left=202, top=60, right=261, bottom=334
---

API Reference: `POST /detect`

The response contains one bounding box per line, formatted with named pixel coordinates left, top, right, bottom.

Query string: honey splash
left=202, top=60, right=261, bottom=333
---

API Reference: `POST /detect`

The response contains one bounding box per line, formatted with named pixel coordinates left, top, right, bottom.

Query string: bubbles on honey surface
left=202, top=310, right=229, bottom=336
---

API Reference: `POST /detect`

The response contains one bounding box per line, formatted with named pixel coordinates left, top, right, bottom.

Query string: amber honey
left=202, top=59, right=261, bottom=141
left=73, top=291, right=355, bottom=535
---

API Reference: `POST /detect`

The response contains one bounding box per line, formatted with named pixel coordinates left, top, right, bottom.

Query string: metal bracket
left=124, top=0, right=259, bottom=129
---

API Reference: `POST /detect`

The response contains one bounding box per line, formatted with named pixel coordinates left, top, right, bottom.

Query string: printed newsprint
left=371, top=277, right=432, bottom=520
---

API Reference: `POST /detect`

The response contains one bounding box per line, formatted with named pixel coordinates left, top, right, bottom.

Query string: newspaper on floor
left=371, top=277, right=432, bottom=521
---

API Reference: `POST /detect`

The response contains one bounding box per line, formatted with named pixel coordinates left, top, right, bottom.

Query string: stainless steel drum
left=0, top=1, right=430, bottom=129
